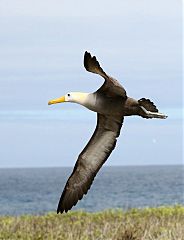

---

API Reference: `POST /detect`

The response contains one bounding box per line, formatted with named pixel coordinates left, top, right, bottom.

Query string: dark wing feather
left=57, top=114, right=123, bottom=214
left=84, top=51, right=127, bottom=98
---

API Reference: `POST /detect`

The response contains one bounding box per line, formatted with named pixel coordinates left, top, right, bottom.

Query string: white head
left=48, top=92, right=90, bottom=106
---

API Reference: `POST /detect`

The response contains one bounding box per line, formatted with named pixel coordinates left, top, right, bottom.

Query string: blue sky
left=0, top=0, right=182, bottom=167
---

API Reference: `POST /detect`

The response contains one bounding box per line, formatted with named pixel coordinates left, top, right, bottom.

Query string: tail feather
left=138, top=98, right=158, bottom=113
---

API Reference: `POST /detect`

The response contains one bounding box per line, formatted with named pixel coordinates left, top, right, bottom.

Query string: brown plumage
left=48, top=51, right=167, bottom=214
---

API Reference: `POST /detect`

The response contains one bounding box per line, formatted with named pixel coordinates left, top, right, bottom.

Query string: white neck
left=67, top=92, right=96, bottom=111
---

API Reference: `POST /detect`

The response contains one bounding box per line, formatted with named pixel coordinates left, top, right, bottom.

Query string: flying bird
left=48, top=51, right=167, bottom=214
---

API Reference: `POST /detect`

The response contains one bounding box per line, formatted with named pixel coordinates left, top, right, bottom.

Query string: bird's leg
left=140, top=106, right=168, bottom=119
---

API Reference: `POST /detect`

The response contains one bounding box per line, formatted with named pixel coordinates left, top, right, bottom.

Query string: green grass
left=0, top=205, right=184, bottom=240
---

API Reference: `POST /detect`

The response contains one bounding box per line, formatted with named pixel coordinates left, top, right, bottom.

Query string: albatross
left=48, top=51, right=167, bottom=214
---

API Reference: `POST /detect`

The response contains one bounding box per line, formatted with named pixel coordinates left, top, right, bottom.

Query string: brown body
left=90, top=93, right=152, bottom=119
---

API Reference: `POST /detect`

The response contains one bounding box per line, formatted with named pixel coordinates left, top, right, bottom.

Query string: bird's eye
left=67, top=93, right=70, bottom=97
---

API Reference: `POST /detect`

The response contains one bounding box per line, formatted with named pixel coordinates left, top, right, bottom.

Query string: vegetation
left=0, top=205, right=184, bottom=240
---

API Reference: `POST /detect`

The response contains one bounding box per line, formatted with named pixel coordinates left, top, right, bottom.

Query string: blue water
left=0, top=165, right=183, bottom=215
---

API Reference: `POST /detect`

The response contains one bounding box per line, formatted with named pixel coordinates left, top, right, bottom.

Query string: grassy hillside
left=0, top=206, right=183, bottom=240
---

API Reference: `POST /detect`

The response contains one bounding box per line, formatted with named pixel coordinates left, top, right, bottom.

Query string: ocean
left=0, top=165, right=183, bottom=215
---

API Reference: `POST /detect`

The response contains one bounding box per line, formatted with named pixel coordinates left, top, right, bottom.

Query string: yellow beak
left=48, top=96, right=65, bottom=105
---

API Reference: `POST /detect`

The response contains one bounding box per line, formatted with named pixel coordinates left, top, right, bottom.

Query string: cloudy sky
left=0, top=0, right=182, bottom=167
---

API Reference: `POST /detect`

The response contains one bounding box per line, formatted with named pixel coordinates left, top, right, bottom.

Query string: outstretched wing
left=84, top=51, right=127, bottom=98
left=57, top=114, right=123, bottom=214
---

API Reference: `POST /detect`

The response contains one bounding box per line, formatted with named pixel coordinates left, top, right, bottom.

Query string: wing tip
left=83, top=51, right=107, bottom=78
left=84, top=51, right=91, bottom=70
left=57, top=205, right=63, bottom=214
left=84, top=50, right=90, bottom=56
left=56, top=192, right=79, bottom=214
left=57, top=204, right=68, bottom=214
